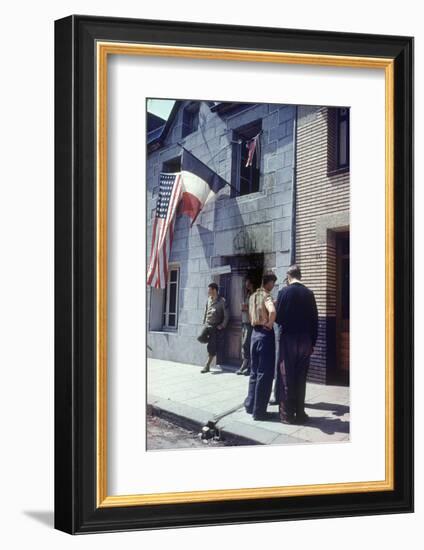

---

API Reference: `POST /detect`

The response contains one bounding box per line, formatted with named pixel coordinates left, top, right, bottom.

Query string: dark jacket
left=275, top=282, right=318, bottom=346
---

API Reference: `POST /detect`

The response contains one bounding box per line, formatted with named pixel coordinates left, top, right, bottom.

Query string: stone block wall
left=146, top=101, right=295, bottom=366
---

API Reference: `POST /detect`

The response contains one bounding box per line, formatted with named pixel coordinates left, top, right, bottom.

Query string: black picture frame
left=55, top=15, right=414, bottom=534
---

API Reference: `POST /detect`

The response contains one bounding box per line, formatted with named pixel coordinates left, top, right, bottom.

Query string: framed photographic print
left=54, top=15, right=414, bottom=534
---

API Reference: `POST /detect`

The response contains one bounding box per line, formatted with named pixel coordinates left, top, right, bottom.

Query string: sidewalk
left=147, top=358, right=350, bottom=447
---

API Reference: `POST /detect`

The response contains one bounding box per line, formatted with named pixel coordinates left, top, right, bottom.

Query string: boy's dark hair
left=246, top=273, right=258, bottom=287
left=262, top=271, right=277, bottom=286
left=208, top=282, right=219, bottom=292
left=287, top=264, right=302, bottom=280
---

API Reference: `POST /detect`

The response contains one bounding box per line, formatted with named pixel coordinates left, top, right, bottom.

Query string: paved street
left=147, top=358, right=350, bottom=448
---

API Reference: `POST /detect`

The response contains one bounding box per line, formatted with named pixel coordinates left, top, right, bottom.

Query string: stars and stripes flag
left=146, top=172, right=183, bottom=289
left=147, top=149, right=229, bottom=288
left=245, top=132, right=261, bottom=168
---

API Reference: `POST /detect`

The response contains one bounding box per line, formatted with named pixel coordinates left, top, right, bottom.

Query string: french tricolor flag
left=179, top=149, right=227, bottom=225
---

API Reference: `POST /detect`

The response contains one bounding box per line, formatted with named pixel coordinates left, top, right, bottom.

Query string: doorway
left=335, top=232, right=350, bottom=384
left=218, top=254, right=263, bottom=366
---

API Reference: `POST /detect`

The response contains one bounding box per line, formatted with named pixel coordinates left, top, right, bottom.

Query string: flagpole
left=177, top=143, right=241, bottom=197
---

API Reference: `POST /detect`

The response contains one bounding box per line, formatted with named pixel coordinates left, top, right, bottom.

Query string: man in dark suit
left=275, top=265, right=318, bottom=424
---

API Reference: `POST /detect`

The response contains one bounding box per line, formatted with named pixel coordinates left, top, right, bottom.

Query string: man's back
left=249, top=287, right=275, bottom=327
left=276, top=282, right=318, bottom=346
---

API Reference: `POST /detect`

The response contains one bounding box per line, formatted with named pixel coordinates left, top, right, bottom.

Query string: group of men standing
left=198, top=265, right=318, bottom=425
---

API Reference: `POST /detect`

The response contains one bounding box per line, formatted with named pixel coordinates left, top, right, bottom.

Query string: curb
left=147, top=396, right=306, bottom=446
left=148, top=397, right=261, bottom=446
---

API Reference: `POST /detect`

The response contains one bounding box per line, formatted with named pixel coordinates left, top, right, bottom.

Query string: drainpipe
left=290, top=106, right=298, bottom=265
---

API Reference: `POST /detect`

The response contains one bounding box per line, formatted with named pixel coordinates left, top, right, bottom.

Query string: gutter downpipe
left=290, top=106, right=298, bottom=266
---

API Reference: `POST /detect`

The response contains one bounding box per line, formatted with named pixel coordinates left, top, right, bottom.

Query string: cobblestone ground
left=147, top=415, right=228, bottom=450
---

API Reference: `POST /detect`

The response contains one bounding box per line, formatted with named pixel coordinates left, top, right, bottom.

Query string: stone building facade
left=146, top=100, right=349, bottom=384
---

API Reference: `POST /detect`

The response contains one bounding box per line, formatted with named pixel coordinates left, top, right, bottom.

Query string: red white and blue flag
left=245, top=132, right=261, bottom=168
left=146, top=172, right=183, bottom=289
left=147, top=149, right=227, bottom=288
left=179, top=149, right=227, bottom=225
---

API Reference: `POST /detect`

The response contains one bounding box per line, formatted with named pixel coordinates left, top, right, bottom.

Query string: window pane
left=162, top=286, right=167, bottom=313
left=191, top=109, right=199, bottom=132
left=167, top=313, right=176, bottom=327
left=338, top=120, right=347, bottom=166
left=162, top=157, right=181, bottom=173
left=182, top=105, right=199, bottom=137
left=234, top=123, right=261, bottom=196
left=169, top=282, right=177, bottom=315
left=162, top=268, right=179, bottom=329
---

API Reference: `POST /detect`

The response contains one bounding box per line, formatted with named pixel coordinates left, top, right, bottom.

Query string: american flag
left=146, top=172, right=183, bottom=288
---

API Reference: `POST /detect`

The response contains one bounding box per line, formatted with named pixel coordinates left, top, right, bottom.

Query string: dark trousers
left=273, top=325, right=281, bottom=401
left=278, top=333, right=312, bottom=419
left=245, top=327, right=275, bottom=417
left=206, top=326, right=225, bottom=364
left=241, top=323, right=253, bottom=363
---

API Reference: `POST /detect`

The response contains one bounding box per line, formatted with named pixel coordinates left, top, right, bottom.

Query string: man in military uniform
left=244, top=272, right=277, bottom=420
left=197, top=282, right=229, bottom=373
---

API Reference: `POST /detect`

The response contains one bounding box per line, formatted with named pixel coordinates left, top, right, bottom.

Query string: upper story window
left=328, top=107, right=350, bottom=174
left=162, top=156, right=181, bottom=174
left=231, top=121, right=262, bottom=197
left=336, top=108, right=349, bottom=169
left=182, top=102, right=200, bottom=138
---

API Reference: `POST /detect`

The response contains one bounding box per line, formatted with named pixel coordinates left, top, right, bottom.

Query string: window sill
left=234, top=190, right=264, bottom=203
left=327, top=166, right=349, bottom=178
left=216, top=190, right=265, bottom=207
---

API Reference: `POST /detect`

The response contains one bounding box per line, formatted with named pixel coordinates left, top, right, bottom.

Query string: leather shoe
left=296, top=413, right=310, bottom=424
left=253, top=412, right=273, bottom=421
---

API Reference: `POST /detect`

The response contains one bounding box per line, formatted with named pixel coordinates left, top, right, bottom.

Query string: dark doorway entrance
left=218, top=254, right=263, bottom=366
left=335, top=231, right=350, bottom=385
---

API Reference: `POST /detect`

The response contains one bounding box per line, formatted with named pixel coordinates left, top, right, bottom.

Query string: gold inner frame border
left=96, top=42, right=395, bottom=508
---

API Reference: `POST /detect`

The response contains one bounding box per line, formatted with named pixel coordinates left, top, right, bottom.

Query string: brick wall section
left=295, top=106, right=349, bottom=383
left=147, top=101, right=295, bottom=366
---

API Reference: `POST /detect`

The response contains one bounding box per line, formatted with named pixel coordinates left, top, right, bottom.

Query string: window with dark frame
left=231, top=120, right=262, bottom=197
left=162, top=266, right=180, bottom=330
left=162, top=156, right=181, bottom=173
left=336, top=107, right=350, bottom=170
left=327, top=107, right=350, bottom=175
left=182, top=102, right=200, bottom=138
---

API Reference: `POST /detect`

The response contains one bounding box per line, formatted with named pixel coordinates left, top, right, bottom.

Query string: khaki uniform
left=197, top=295, right=229, bottom=369
left=203, top=296, right=229, bottom=327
